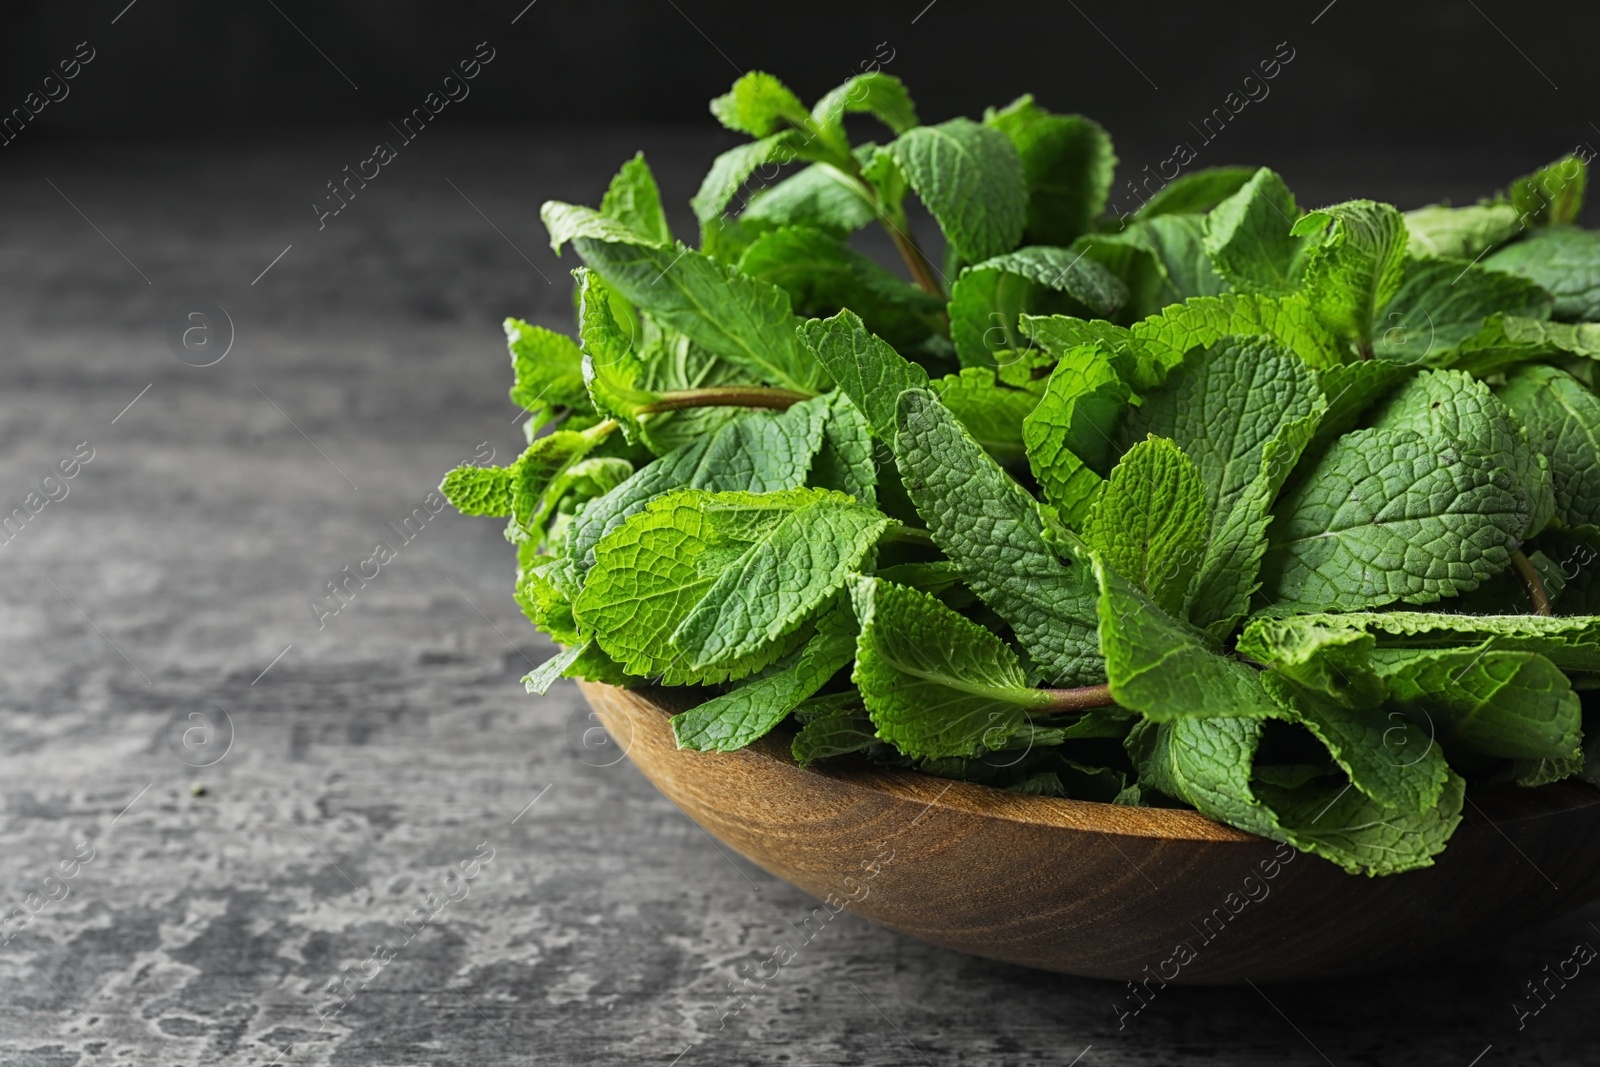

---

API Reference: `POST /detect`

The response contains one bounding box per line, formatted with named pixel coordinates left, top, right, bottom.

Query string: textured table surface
left=0, top=127, right=1596, bottom=1067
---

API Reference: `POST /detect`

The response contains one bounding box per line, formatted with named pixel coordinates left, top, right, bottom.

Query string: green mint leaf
left=1262, top=672, right=1449, bottom=814
left=1122, top=337, right=1325, bottom=638
left=671, top=607, right=858, bottom=752
left=810, top=391, right=877, bottom=506
left=930, top=367, right=1043, bottom=464
left=505, top=318, right=592, bottom=426
left=565, top=403, right=827, bottom=571
left=792, top=703, right=880, bottom=766
left=632, top=331, right=753, bottom=457
left=440, top=465, right=515, bottom=517
left=574, top=268, right=655, bottom=436
left=709, top=72, right=811, bottom=137
left=1019, top=313, right=1176, bottom=389
left=670, top=489, right=890, bottom=670
left=1130, top=293, right=1345, bottom=371
left=1403, top=202, right=1522, bottom=259
left=1129, top=716, right=1463, bottom=876
left=541, top=199, right=667, bottom=253
left=574, top=488, right=832, bottom=684
left=1498, top=363, right=1600, bottom=528
left=895, top=387, right=1104, bottom=685
left=1095, top=556, right=1280, bottom=720
left=1446, top=314, right=1600, bottom=376
left=850, top=576, right=1052, bottom=759
left=600, top=152, right=673, bottom=247
left=1203, top=167, right=1309, bottom=295
left=949, top=246, right=1129, bottom=366
left=1234, top=616, right=1385, bottom=708
left=1373, top=255, right=1552, bottom=363
left=1508, top=154, right=1588, bottom=228
left=1133, top=166, right=1256, bottom=218
left=1082, top=436, right=1208, bottom=616
left=691, top=131, right=807, bottom=223
left=741, top=164, right=878, bottom=235
left=795, top=309, right=930, bottom=438
left=738, top=224, right=942, bottom=349
left=1312, top=359, right=1415, bottom=446
left=812, top=72, right=918, bottom=141
left=522, top=642, right=589, bottom=695
left=506, top=420, right=616, bottom=545
left=1293, top=200, right=1408, bottom=356
left=515, top=555, right=582, bottom=645
left=571, top=238, right=822, bottom=392
left=1125, top=214, right=1229, bottom=307
left=1486, top=227, right=1600, bottom=322
left=1021, top=342, right=1136, bottom=527
left=1064, top=231, right=1168, bottom=321
left=1378, top=646, right=1582, bottom=763
left=882, top=118, right=1028, bottom=265
left=984, top=95, right=1114, bottom=247
left=1244, top=611, right=1600, bottom=673
left=1261, top=426, right=1525, bottom=612
left=1372, top=368, right=1553, bottom=536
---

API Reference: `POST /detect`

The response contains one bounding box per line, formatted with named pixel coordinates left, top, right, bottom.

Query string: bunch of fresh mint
left=441, top=70, right=1600, bottom=876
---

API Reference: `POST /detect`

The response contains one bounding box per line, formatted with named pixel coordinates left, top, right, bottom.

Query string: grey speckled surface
left=0, top=127, right=1597, bottom=1066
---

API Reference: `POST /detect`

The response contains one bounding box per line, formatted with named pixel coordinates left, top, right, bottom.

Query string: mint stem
left=1032, top=683, right=1117, bottom=713
left=636, top=386, right=813, bottom=414
left=1510, top=548, right=1554, bottom=616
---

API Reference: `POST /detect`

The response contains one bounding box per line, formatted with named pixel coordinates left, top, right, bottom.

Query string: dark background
left=2, top=0, right=1593, bottom=158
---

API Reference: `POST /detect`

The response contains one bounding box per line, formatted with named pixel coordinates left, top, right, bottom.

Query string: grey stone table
left=0, top=127, right=1594, bottom=1066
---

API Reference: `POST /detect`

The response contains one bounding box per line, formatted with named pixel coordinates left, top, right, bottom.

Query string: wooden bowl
left=579, top=681, right=1600, bottom=984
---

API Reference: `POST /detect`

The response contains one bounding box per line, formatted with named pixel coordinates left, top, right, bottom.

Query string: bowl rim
left=586, top=681, right=1600, bottom=846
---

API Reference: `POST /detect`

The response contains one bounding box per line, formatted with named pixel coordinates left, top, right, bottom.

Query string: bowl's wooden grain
left=579, top=680, right=1600, bottom=983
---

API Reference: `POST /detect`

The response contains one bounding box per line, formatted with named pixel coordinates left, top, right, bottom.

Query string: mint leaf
left=1498, top=363, right=1600, bottom=528
left=1096, top=557, right=1279, bottom=721
left=1127, top=214, right=1229, bottom=307
left=1373, top=255, right=1552, bottom=363
left=671, top=607, right=858, bottom=752
left=1261, top=426, right=1526, bottom=612
left=1446, top=314, right=1600, bottom=376
left=812, top=72, right=918, bottom=141
left=1122, top=337, right=1325, bottom=638
left=573, top=488, right=838, bottom=684
left=1372, top=368, right=1553, bottom=536
left=792, top=701, right=879, bottom=766
left=573, top=268, right=654, bottom=436
left=1487, top=227, right=1600, bottom=321
left=881, top=118, right=1028, bottom=264
left=1244, top=611, right=1600, bottom=673
left=572, top=239, right=822, bottom=392
left=506, top=420, right=616, bottom=545
left=810, top=391, right=877, bottom=506
left=670, top=489, right=890, bottom=670
left=796, top=309, right=929, bottom=438
left=1203, top=167, right=1308, bottom=295
left=600, top=152, right=673, bottom=247
left=949, top=246, right=1128, bottom=366
left=931, top=367, right=1043, bottom=464
left=1065, top=231, right=1168, bottom=321
left=738, top=224, right=942, bottom=349
left=440, top=465, right=514, bottom=517
left=523, top=643, right=589, bottom=696
left=542, top=198, right=667, bottom=252
left=1020, top=313, right=1176, bottom=389
left=1508, top=154, right=1588, bottom=228
left=895, top=387, right=1104, bottom=685
left=691, top=131, right=807, bottom=223
left=1129, top=716, right=1463, bottom=875
left=742, top=164, right=877, bottom=235
left=1021, top=342, right=1135, bottom=527
left=1378, top=646, right=1582, bottom=762
left=565, top=404, right=827, bottom=570
left=1261, top=672, right=1450, bottom=814
left=710, top=71, right=810, bottom=137
left=505, top=318, right=591, bottom=426
left=1313, top=359, right=1415, bottom=445
left=1404, top=202, right=1522, bottom=260
left=850, top=576, right=1053, bottom=759
left=1294, top=200, right=1408, bottom=356
left=984, top=95, right=1114, bottom=247
left=1134, top=166, right=1256, bottom=218
left=1235, top=616, right=1384, bottom=707
left=1082, top=436, right=1207, bottom=616
left=1130, top=293, right=1345, bottom=371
